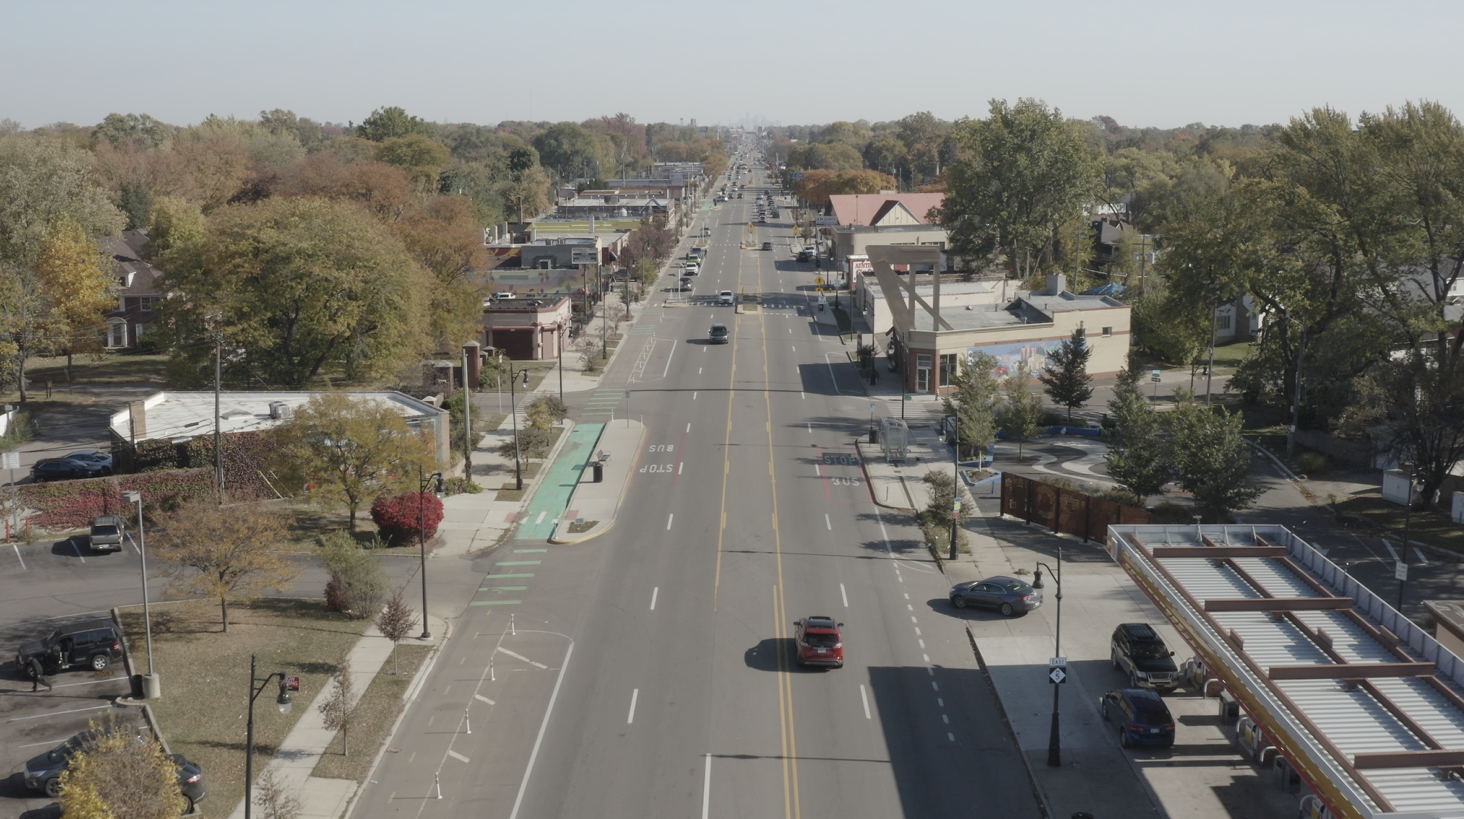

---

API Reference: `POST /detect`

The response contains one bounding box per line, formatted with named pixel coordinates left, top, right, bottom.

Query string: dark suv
left=16, top=619, right=124, bottom=677
left=1110, top=622, right=1178, bottom=691
left=1100, top=688, right=1176, bottom=748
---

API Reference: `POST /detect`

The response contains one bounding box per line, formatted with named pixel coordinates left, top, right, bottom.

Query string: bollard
left=465, top=708, right=471, bottom=734
left=435, top=771, right=442, bottom=799
left=490, top=658, right=495, bottom=682
left=510, top=614, right=516, bottom=636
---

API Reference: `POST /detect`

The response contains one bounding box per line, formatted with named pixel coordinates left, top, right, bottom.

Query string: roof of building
left=97, top=229, right=162, bottom=297
left=1109, top=524, right=1464, bottom=819
left=828, top=193, right=944, bottom=227
left=108, top=391, right=443, bottom=444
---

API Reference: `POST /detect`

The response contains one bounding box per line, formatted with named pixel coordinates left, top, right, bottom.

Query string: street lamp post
left=1398, top=470, right=1417, bottom=613
left=1033, top=549, right=1064, bottom=768
left=508, top=365, right=526, bottom=490
left=417, top=466, right=443, bottom=640
left=950, top=420, right=960, bottom=561
left=244, top=654, right=293, bottom=819
left=121, top=490, right=156, bottom=693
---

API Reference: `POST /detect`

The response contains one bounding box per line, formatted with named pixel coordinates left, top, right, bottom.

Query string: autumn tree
left=0, top=134, right=124, bottom=266
left=270, top=392, right=439, bottom=529
left=34, top=214, right=115, bottom=373
left=796, top=169, right=898, bottom=208
left=390, top=195, right=487, bottom=345
left=156, top=197, right=433, bottom=388
left=319, top=656, right=357, bottom=756
left=376, top=590, right=418, bottom=674
left=356, top=106, right=432, bottom=142
left=152, top=500, right=299, bottom=632
left=374, top=134, right=452, bottom=192
left=58, top=719, right=185, bottom=819
left=91, top=112, right=174, bottom=149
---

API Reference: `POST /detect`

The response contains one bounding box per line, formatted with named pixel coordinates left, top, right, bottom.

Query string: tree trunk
left=220, top=597, right=230, bottom=633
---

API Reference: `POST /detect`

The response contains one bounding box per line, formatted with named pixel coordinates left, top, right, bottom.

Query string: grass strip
left=311, top=644, right=432, bottom=781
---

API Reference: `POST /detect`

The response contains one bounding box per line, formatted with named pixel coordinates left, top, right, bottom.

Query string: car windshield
left=804, top=631, right=839, bottom=647
left=1135, top=708, right=1173, bottom=726
left=999, top=581, right=1032, bottom=594
left=1131, top=641, right=1170, bottom=659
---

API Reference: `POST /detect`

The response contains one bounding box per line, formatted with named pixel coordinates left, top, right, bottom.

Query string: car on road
left=685, top=262, right=700, bottom=276
left=737, top=192, right=743, bottom=199
left=796, top=249, right=813, bottom=262
left=16, top=619, right=124, bottom=677
left=718, top=290, right=734, bottom=305
left=758, top=215, right=767, bottom=223
left=761, top=241, right=773, bottom=251
left=88, top=514, right=126, bottom=552
left=948, top=576, right=1041, bottom=616
left=29, top=458, right=102, bottom=482
left=1100, top=688, right=1176, bottom=748
left=708, top=323, right=729, bottom=344
left=1111, top=622, right=1179, bottom=691
left=65, top=449, right=114, bottom=475
left=793, top=616, right=844, bottom=668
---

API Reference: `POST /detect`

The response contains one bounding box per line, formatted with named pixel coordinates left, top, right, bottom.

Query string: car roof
left=1114, top=688, right=1168, bottom=710
left=710, top=323, right=727, bottom=330
left=1119, top=622, right=1162, bottom=640
left=804, top=616, right=838, bottom=629
left=980, top=575, right=1026, bottom=587
left=56, top=619, right=114, bottom=635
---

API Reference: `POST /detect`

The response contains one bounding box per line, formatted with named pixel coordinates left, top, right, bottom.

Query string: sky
left=6, top=0, right=1463, bottom=132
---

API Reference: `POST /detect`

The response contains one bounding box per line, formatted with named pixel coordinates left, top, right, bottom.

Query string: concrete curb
left=964, top=625, right=1054, bottom=819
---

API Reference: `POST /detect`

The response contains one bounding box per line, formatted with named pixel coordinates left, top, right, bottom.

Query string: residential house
left=98, top=229, right=162, bottom=349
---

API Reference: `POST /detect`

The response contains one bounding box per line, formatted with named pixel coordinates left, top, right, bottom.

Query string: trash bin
left=130, top=674, right=144, bottom=699
left=141, top=673, right=161, bottom=700
left=592, top=462, right=604, bottom=483
left=869, top=428, right=878, bottom=444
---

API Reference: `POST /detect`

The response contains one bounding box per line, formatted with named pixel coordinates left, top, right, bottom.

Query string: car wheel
left=102, top=467, right=113, bottom=476
left=1129, top=670, right=1140, bottom=689
left=182, top=796, right=194, bottom=815
left=1100, top=699, right=1110, bottom=721
left=951, top=595, right=968, bottom=609
left=999, top=602, right=1015, bottom=617
left=91, top=653, right=110, bottom=672
left=1111, top=648, right=1120, bottom=669
left=45, top=777, right=61, bottom=797
left=1119, top=726, right=1132, bottom=748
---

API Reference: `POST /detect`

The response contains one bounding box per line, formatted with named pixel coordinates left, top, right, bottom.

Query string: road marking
left=947, top=733, right=955, bottom=742
left=686, top=423, right=691, bottom=433
left=942, top=714, right=950, bottom=724
left=486, top=586, right=527, bottom=591
left=11, top=544, right=25, bottom=570
left=907, top=604, right=913, bottom=611
left=508, top=642, right=574, bottom=819
left=932, top=681, right=939, bottom=691
left=678, top=462, right=684, bottom=475
left=938, top=698, right=944, bottom=707
left=460, top=656, right=466, bottom=665
left=840, top=583, right=848, bottom=607
left=627, top=689, right=639, bottom=723
left=7, top=704, right=110, bottom=722
left=801, top=392, right=805, bottom=399
left=70, top=540, right=85, bottom=562
left=699, top=368, right=702, bottom=374
left=807, top=423, right=811, bottom=433
left=498, top=647, right=548, bottom=669
left=923, top=654, right=930, bottom=663
left=667, top=513, right=674, bottom=530
left=475, top=694, right=495, bottom=705
left=910, top=616, right=917, bottom=623
left=903, top=593, right=909, bottom=599
left=701, top=754, right=712, bottom=819
left=693, top=391, right=698, bottom=400
left=860, top=684, right=871, bottom=719
left=650, top=587, right=659, bottom=610
left=1383, top=540, right=1400, bottom=562
left=471, top=600, right=521, bottom=606
left=792, top=345, right=796, bottom=351
left=918, top=638, right=925, bottom=648
left=825, top=513, right=831, bottom=530
left=513, top=548, right=547, bottom=553
left=1414, top=548, right=1429, bottom=565
left=484, top=573, right=534, bottom=579
left=449, top=750, right=470, bottom=763
left=815, top=463, right=821, bottom=476
left=498, top=561, right=541, bottom=566
left=535, top=511, right=546, bottom=524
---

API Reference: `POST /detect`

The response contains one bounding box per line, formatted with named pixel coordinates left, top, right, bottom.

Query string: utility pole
left=599, top=262, right=607, bottom=360
left=461, top=346, right=472, bottom=477
left=213, top=332, right=225, bottom=503
left=1138, top=234, right=1149, bottom=296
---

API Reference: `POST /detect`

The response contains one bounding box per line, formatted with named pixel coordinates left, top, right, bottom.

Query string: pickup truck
left=88, top=515, right=125, bottom=552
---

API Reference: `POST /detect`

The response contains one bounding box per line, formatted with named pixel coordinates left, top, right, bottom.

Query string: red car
left=793, top=616, right=844, bottom=668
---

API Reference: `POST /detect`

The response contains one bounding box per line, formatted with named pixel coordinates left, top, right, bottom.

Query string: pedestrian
left=45, top=380, right=52, bottom=398
left=28, top=656, right=51, bottom=693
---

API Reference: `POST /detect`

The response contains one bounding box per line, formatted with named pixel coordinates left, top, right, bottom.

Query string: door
left=916, top=354, right=932, bottom=393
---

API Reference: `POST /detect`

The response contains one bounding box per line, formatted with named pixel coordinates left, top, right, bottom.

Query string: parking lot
left=0, top=615, right=138, bottom=818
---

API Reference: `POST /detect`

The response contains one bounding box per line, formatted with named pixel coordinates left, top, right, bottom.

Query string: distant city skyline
left=6, top=0, right=1462, bottom=132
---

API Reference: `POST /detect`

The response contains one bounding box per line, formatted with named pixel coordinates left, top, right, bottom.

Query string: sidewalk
left=551, top=419, right=645, bottom=543
left=224, top=615, right=449, bottom=819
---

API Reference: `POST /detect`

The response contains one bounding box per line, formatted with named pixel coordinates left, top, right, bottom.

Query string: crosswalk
left=581, top=389, right=625, bottom=418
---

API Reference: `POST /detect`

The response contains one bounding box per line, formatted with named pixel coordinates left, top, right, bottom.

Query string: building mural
left=965, top=338, right=1068, bottom=378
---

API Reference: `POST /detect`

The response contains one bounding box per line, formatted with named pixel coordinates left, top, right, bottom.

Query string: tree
left=151, top=500, right=299, bottom=633
left=941, top=352, right=1000, bottom=461
left=940, top=99, right=1102, bottom=279
left=320, top=532, right=388, bottom=618
left=1165, top=392, right=1262, bottom=521
left=897, top=111, right=952, bottom=183
left=389, top=195, right=487, bottom=346
left=373, top=134, right=451, bottom=192
left=58, top=720, right=185, bottom=819
left=356, top=106, right=432, bottom=142
left=786, top=143, right=864, bottom=172
left=370, top=490, right=444, bottom=546
left=318, top=656, right=357, bottom=757
left=863, top=136, right=908, bottom=178
left=922, top=471, right=967, bottom=550
left=1104, top=365, right=1170, bottom=501
left=1038, top=329, right=1094, bottom=420
left=34, top=214, right=115, bottom=374
left=157, top=197, right=433, bottom=389
left=496, top=394, right=558, bottom=461
left=253, top=767, right=304, bottom=819
left=795, top=169, right=898, bottom=209
left=532, top=122, right=599, bottom=180
left=1000, top=361, right=1044, bottom=460
left=91, top=112, right=173, bottom=149
left=375, top=590, right=418, bottom=675
left=0, top=135, right=124, bottom=266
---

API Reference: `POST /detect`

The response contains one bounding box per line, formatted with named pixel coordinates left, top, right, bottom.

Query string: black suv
left=1111, top=623, right=1178, bottom=691
left=16, top=619, right=124, bottom=677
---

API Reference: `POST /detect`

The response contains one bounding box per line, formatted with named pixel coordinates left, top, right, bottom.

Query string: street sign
left=1151, top=369, right=1162, bottom=383
left=815, top=276, right=824, bottom=286
left=1048, top=657, right=1068, bottom=685
left=571, top=247, right=597, bottom=266
left=284, top=675, right=301, bottom=692
left=1, top=452, right=17, bottom=470
left=1395, top=561, right=1408, bottom=581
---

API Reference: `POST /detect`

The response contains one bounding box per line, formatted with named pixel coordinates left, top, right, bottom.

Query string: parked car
left=718, top=290, right=734, bottom=305
left=1100, top=688, right=1176, bottom=748
left=24, top=727, right=146, bottom=797
left=761, top=241, right=773, bottom=251
left=1111, top=622, right=1179, bottom=691
left=16, top=619, right=124, bottom=677
left=172, top=753, right=208, bottom=813
left=685, top=262, right=700, bottom=276
left=948, top=576, right=1041, bottom=616
left=708, top=323, right=729, bottom=344
left=64, top=449, right=114, bottom=475
left=88, top=514, right=126, bottom=552
left=793, top=616, right=844, bottom=668
left=30, top=458, right=101, bottom=482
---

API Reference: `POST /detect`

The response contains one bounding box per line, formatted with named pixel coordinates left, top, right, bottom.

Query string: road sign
left=815, top=276, right=824, bottom=286
left=1048, top=657, right=1068, bottom=684
left=1, top=452, right=17, bottom=470
left=1395, top=561, right=1408, bottom=581
left=1151, top=369, right=1161, bottom=383
left=284, top=675, right=301, bottom=692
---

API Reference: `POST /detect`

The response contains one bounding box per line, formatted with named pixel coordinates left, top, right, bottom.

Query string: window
left=139, top=296, right=156, bottom=312
left=939, top=353, right=957, bottom=387
left=1216, top=314, right=1232, bottom=331
left=1102, top=326, right=1112, bottom=337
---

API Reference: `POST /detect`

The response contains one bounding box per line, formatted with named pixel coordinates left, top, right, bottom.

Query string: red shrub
left=370, top=491, right=444, bottom=546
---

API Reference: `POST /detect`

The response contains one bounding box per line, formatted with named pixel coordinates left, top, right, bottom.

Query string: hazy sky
left=7, top=0, right=1461, bottom=131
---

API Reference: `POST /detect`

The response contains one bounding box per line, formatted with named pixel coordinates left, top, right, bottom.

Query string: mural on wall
left=965, top=339, right=1067, bottom=378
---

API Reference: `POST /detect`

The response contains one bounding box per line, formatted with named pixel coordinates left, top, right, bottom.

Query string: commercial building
left=481, top=295, right=572, bottom=361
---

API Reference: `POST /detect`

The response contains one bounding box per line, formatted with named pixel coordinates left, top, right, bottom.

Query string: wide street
left=353, top=164, right=1043, bottom=819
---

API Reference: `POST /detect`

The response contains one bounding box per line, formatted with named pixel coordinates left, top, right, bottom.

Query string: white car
left=718, top=290, right=734, bottom=305
left=685, top=262, right=700, bottom=276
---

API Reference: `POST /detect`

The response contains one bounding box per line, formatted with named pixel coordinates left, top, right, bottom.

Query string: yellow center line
left=712, top=237, right=743, bottom=605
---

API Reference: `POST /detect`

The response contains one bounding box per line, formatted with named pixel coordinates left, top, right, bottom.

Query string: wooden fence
left=1000, top=472, right=1150, bottom=541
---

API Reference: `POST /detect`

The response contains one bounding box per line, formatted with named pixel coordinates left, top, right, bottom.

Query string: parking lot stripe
left=8, top=703, right=110, bottom=722
left=11, top=543, right=25, bottom=570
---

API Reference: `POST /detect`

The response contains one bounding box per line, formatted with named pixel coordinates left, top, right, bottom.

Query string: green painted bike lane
left=514, top=422, right=605, bottom=540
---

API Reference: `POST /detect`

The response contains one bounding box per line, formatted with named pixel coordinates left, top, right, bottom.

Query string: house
left=826, top=193, right=944, bottom=228
left=482, top=295, right=572, bottom=361
left=98, top=229, right=161, bottom=349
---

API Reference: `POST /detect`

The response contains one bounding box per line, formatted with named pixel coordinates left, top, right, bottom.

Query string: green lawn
left=312, top=644, right=431, bottom=781
left=1331, top=493, right=1464, bottom=555
left=1206, top=341, right=1256, bottom=371
left=22, top=351, right=170, bottom=385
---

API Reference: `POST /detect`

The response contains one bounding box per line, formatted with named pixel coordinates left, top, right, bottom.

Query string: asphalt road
left=353, top=166, right=1044, bottom=819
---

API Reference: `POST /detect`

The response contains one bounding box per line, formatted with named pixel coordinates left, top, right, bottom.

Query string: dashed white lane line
left=910, top=616, right=917, bottom=623
left=947, top=732, right=955, bottom=742
left=907, top=604, right=913, bottom=611
left=650, top=587, right=659, bottom=610
left=840, top=583, right=848, bottom=607
left=693, top=391, right=698, bottom=400
left=923, top=654, right=931, bottom=663
left=11, top=544, right=25, bottom=570
left=686, top=423, right=691, bottom=433
left=1384, top=540, right=1401, bottom=562
left=860, top=684, right=872, bottom=719
left=942, top=714, right=949, bottom=724
left=699, top=368, right=702, bottom=374
left=678, top=462, right=683, bottom=475
left=918, top=639, right=925, bottom=649
left=1414, top=548, right=1430, bottom=565
left=825, top=513, right=832, bottom=530
left=801, top=392, right=806, bottom=399
left=667, top=514, right=674, bottom=530
left=449, top=750, right=470, bottom=763
left=914, top=627, right=921, bottom=636
left=792, top=345, right=796, bottom=351
left=627, top=689, right=639, bottom=724
left=701, top=754, right=712, bottom=819
left=807, top=423, right=812, bottom=433
left=815, top=463, right=821, bottom=476
left=932, top=681, right=940, bottom=691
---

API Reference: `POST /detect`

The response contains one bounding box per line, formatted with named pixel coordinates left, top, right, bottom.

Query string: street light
left=120, top=490, right=157, bottom=697
left=244, top=654, right=293, bottom=819
left=950, top=420, right=960, bottom=561
left=417, top=466, right=444, bottom=640
left=1033, top=549, right=1064, bottom=768
left=507, top=365, right=527, bottom=491
left=1398, top=469, right=1418, bottom=613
